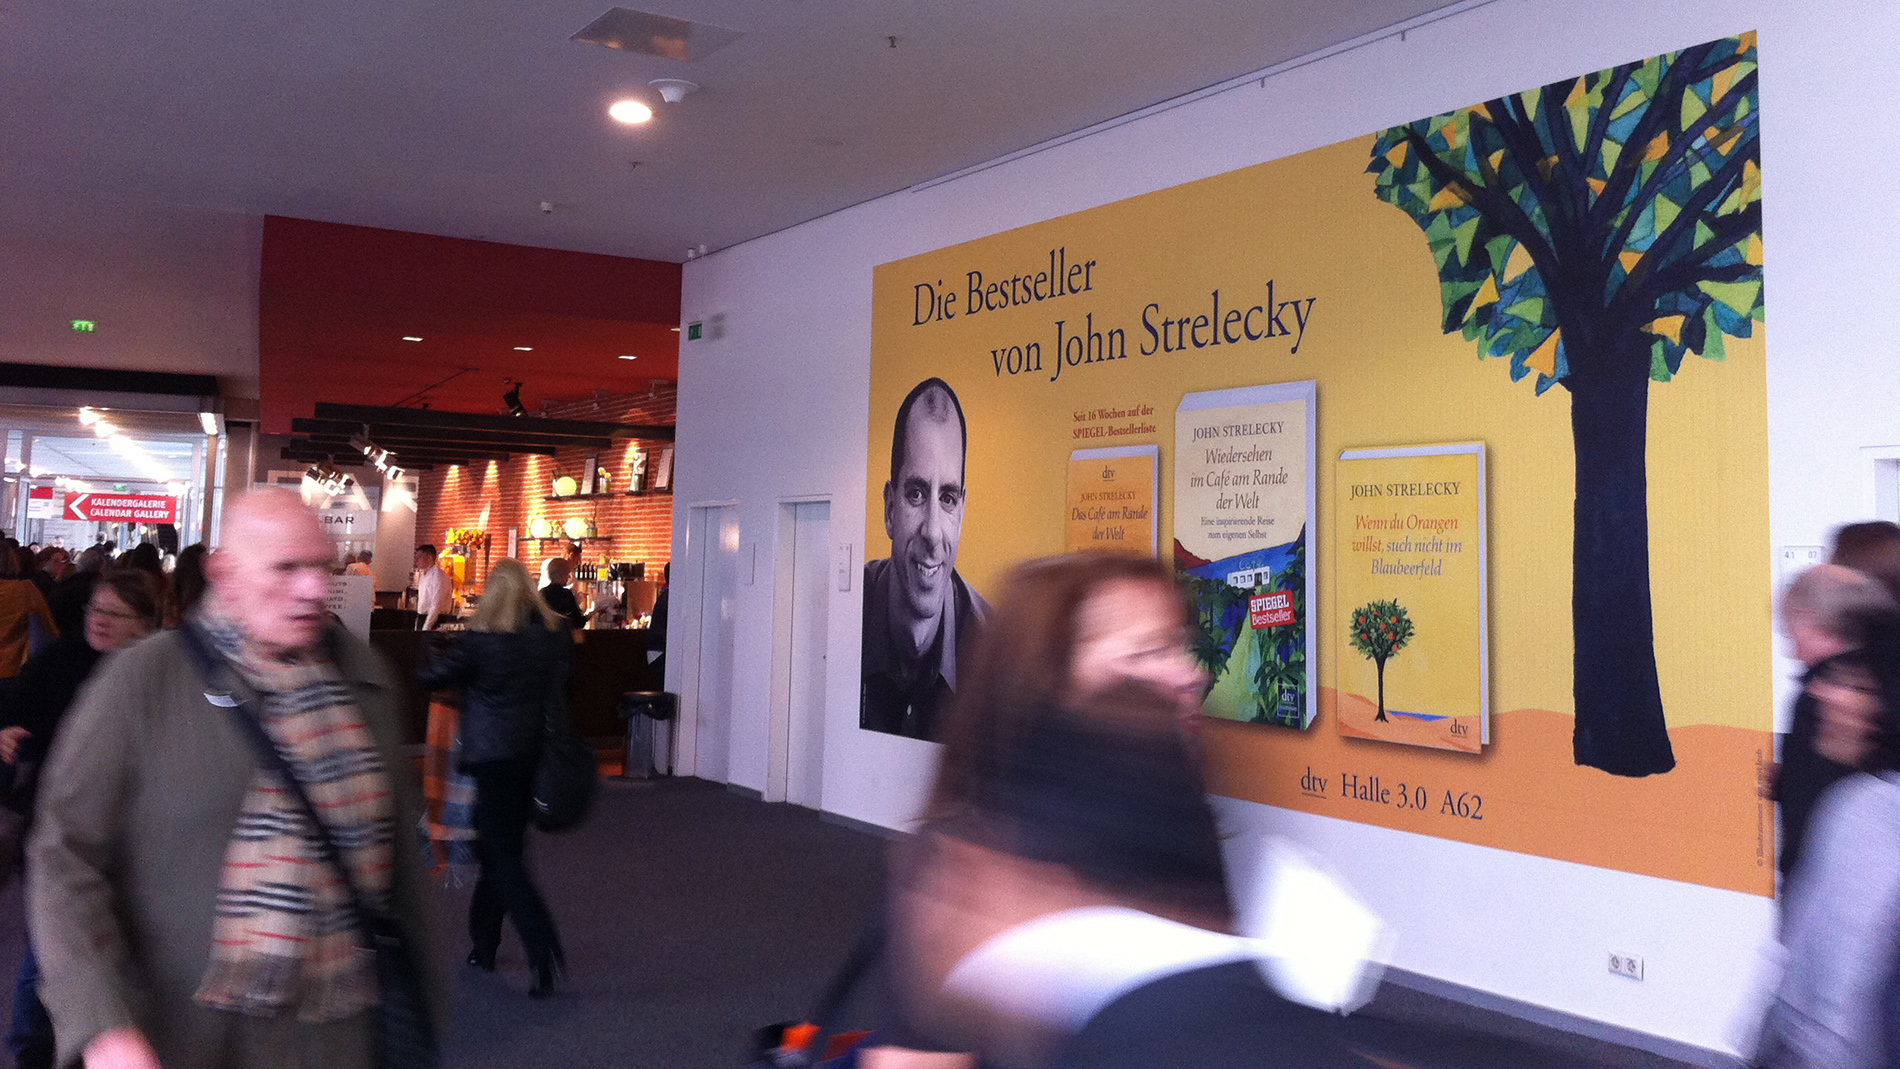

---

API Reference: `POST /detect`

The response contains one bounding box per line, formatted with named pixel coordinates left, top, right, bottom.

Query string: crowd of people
left=0, top=534, right=207, bottom=1068
left=0, top=496, right=586, bottom=1069
left=0, top=493, right=1895, bottom=1068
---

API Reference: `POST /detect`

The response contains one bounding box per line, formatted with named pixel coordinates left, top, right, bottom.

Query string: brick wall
left=414, top=384, right=675, bottom=591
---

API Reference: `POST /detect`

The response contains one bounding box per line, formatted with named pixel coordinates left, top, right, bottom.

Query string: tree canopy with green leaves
left=1349, top=599, right=1414, bottom=722
left=1366, top=33, right=1761, bottom=776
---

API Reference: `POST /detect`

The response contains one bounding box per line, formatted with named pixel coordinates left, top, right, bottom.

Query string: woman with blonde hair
left=420, top=558, right=571, bottom=996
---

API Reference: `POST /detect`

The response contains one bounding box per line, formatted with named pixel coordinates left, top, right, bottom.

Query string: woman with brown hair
left=867, top=553, right=1348, bottom=1069
left=171, top=543, right=211, bottom=622
left=29, top=546, right=69, bottom=586
left=927, top=553, right=1210, bottom=819
left=912, top=553, right=1226, bottom=936
left=1832, top=521, right=1900, bottom=601
left=0, top=543, right=57, bottom=678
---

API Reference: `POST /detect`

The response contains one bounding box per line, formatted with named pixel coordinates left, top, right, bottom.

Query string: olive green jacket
left=27, top=626, right=448, bottom=1069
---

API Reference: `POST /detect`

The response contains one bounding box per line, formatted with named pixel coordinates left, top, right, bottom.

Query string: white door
left=1869, top=450, right=1900, bottom=522
left=685, top=505, right=740, bottom=783
left=769, top=501, right=831, bottom=806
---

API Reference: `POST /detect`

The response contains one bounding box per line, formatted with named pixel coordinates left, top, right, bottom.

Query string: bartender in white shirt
left=413, top=543, right=453, bottom=630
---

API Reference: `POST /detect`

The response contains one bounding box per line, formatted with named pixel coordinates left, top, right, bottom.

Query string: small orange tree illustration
left=1349, top=600, right=1415, bottom=721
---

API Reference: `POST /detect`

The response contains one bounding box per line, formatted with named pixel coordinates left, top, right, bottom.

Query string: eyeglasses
left=86, top=604, right=148, bottom=624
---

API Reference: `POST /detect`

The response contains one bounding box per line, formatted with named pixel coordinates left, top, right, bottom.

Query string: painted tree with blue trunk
left=1367, top=34, right=1763, bottom=776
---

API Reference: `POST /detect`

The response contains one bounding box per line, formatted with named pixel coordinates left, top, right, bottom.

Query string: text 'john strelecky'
left=907, top=246, right=1320, bottom=385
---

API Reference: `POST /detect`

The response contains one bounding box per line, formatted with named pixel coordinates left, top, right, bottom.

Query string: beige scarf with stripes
left=192, top=616, right=397, bottom=1022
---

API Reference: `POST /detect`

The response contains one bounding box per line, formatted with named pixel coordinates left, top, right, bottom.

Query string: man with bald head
left=27, top=489, right=444, bottom=1069
left=862, top=378, right=990, bottom=740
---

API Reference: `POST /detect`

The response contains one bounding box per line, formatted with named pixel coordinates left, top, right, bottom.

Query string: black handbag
left=179, top=625, right=440, bottom=1069
left=532, top=728, right=599, bottom=832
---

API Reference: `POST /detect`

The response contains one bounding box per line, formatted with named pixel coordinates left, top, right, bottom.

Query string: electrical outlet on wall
left=1608, top=953, right=1644, bottom=980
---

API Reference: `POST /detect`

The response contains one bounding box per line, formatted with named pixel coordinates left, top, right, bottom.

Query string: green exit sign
left=70, top=319, right=96, bottom=333
left=686, top=321, right=702, bottom=340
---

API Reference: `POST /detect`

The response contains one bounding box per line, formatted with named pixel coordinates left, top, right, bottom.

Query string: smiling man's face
left=884, top=405, right=966, bottom=629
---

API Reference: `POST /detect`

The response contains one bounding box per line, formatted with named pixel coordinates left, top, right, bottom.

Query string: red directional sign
left=64, top=493, right=179, bottom=524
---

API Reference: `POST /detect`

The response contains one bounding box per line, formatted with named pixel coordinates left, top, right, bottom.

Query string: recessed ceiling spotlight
left=514, top=346, right=534, bottom=351
left=402, top=336, right=423, bottom=342
left=618, top=354, right=638, bottom=360
left=609, top=99, right=653, bottom=124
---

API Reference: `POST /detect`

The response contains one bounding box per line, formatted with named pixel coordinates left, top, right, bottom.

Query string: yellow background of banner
left=868, top=135, right=1773, bottom=894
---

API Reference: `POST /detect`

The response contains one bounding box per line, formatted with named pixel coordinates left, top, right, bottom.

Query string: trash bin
left=617, top=691, right=677, bottom=779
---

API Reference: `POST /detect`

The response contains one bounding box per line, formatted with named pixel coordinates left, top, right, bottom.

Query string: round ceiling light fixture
left=608, top=99, right=653, bottom=125
left=649, top=78, right=699, bottom=104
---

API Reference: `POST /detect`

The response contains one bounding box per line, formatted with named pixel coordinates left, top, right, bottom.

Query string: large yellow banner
left=865, top=34, right=1771, bottom=894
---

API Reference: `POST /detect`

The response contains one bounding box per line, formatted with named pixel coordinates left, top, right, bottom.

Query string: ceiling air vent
left=571, top=8, right=744, bottom=62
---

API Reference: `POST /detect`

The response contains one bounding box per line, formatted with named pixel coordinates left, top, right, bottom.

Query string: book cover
left=1333, top=444, right=1487, bottom=752
left=1173, top=382, right=1317, bottom=729
left=1066, top=445, right=1158, bottom=555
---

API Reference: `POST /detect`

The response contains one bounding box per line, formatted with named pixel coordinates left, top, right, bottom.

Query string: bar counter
left=369, top=625, right=663, bottom=744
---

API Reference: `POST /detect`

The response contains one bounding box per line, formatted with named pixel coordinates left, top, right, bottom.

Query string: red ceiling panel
left=260, top=217, right=680, bottom=434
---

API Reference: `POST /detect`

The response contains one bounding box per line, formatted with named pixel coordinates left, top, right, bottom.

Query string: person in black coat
left=1, top=568, right=162, bottom=1069
left=539, top=557, right=587, bottom=632
left=45, top=571, right=98, bottom=644
left=420, top=558, right=573, bottom=998
left=1771, top=564, right=1894, bottom=880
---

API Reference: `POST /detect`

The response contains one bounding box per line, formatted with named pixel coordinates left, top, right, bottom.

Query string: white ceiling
left=0, top=406, right=208, bottom=483
left=3, top=1, right=1462, bottom=263
left=28, top=435, right=199, bottom=484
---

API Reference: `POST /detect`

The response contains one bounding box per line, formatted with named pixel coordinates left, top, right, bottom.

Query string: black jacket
left=420, top=617, right=573, bottom=767
left=540, top=584, right=586, bottom=631
left=1052, top=961, right=1359, bottom=1069
left=1775, top=655, right=1855, bottom=878
left=1, top=635, right=103, bottom=816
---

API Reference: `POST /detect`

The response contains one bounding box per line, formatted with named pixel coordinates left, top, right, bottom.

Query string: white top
left=943, top=907, right=1253, bottom=1034
left=942, top=838, right=1388, bottom=1041
left=416, top=565, right=452, bottom=630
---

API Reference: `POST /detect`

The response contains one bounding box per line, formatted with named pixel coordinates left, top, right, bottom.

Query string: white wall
left=0, top=193, right=263, bottom=398
left=672, top=0, right=1900, bottom=1053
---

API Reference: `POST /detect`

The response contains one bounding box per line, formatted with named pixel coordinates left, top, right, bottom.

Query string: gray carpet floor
left=0, top=775, right=1712, bottom=1067
left=437, top=777, right=888, bottom=1068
